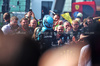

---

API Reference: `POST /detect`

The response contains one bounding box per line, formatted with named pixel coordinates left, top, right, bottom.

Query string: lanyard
left=22, top=27, right=27, bottom=32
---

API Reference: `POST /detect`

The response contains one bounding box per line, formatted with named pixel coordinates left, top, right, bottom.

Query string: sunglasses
left=66, top=25, right=70, bottom=26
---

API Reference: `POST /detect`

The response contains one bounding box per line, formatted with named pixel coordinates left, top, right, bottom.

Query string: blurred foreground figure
left=78, top=45, right=91, bottom=66
left=0, top=34, right=40, bottom=66
left=78, top=20, right=100, bottom=66
left=38, top=43, right=84, bottom=66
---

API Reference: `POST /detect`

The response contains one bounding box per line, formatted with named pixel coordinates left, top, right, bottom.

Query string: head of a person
left=57, top=25, right=64, bottom=34
left=77, top=12, right=83, bottom=19
left=3, top=12, right=10, bottom=22
left=63, top=21, right=71, bottom=30
left=38, top=43, right=83, bottom=66
left=0, top=34, right=40, bottom=66
left=72, top=20, right=79, bottom=31
left=53, top=14, right=60, bottom=22
left=30, top=19, right=37, bottom=29
left=86, top=17, right=93, bottom=25
left=10, top=16, right=18, bottom=27
left=43, top=15, right=53, bottom=29
left=20, top=18, right=29, bottom=28
left=58, top=20, right=63, bottom=25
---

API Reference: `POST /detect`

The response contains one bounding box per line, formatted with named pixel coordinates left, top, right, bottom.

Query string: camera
left=29, top=9, right=32, bottom=12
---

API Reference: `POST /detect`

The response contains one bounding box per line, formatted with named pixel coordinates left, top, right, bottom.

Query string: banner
left=61, top=13, right=72, bottom=24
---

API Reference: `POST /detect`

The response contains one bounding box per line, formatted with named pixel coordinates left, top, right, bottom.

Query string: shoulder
left=81, top=45, right=90, bottom=52
left=2, top=24, right=10, bottom=27
left=1, top=24, right=10, bottom=30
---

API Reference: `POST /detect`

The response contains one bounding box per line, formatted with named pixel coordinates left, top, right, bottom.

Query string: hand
left=72, top=36, right=78, bottom=43
left=53, top=20, right=58, bottom=26
left=31, top=11, right=35, bottom=18
left=27, top=11, right=32, bottom=17
left=58, top=39, right=62, bottom=45
left=72, top=36, right=76, bottom=42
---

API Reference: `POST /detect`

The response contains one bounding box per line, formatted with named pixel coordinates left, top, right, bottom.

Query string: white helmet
left=77, top=12, right=83, bottom=18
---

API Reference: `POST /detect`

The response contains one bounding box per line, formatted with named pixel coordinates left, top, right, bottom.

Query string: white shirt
left=1, top=24, right=12, bottom=35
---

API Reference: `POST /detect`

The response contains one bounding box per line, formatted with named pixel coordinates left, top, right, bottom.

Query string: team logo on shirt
left=75, top=5, right=79, bottom=10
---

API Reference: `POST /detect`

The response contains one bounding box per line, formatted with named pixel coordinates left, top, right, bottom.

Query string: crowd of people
left=1, top=11, right=97, bottom=42
left=0, top=10, right=100, bottom=66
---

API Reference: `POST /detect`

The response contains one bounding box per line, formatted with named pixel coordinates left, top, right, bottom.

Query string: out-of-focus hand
left=27, top=11, right=32, bottom=17
left=72, top=36, right=76, bottom=42
left=54, top=20, right=59, bottom=26
left=72, top=36, right=78, bottom=43
left=31, top=11, right=35, bottom=18
left=58, top=39, right=62, bottom=45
